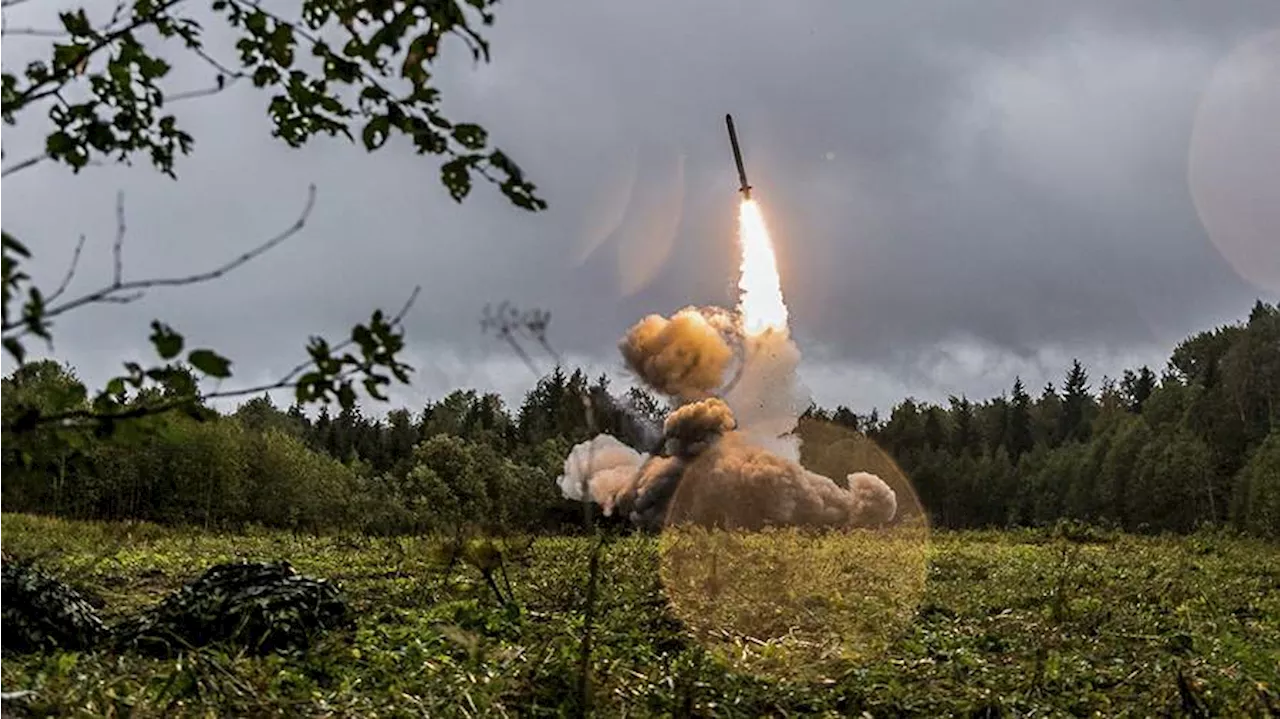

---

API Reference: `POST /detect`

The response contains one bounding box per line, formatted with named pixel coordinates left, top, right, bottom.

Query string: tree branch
left=6, top=0, right=187, bottom=114
left=1, top=27, right=69, bottom=37
left=112, top=190, right=124, bottom=285
left=167, top=72, right=241, bottom=102
left=45, top=234, right=86, bottom=304
left=1, top=155, right=48, bottom=177
left=17, top=284, right=422, bottom=430
left=1, top=183, right=317, bottom=334
left=2, top=71, right=239, bottom=178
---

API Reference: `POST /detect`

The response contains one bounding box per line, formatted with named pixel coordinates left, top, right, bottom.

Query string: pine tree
left=1006, top=377, right=1033, bottom=459
left=384, top=409, right=418, bottom=474
left=831, top=405, right=859, bottom=430
left=1034, top=382, right=1063, bottom=447
left=923, top=406, right=947, bottom=450
left=949, top=396, right=978, bottom=456
left=1121, top=366, right=1156, bottom=413
left=1060, top=359, right=1093, bottom=443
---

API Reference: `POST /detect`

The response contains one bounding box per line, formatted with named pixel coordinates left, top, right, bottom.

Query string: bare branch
left=190, top=43, right=242, bottom=79
left=168, top=73, right=241, bottom=102
left=97, top=291, right=143, bottom=304
left=0, top=0, right=41, bottom=7
left=1, top=155, right=47, bottom=177
left=46, top=234, right=87, bottom=304
left=1, top=26, right=68, bottom=37
left=113, top=191, right=125, bottom=285
left=3, top=154, right=109, bottom=178
left=0, top=184, right=317, bottom=334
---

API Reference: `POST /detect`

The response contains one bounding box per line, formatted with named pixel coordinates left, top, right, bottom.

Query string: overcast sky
left=3, top=0, right=1278, bottom=416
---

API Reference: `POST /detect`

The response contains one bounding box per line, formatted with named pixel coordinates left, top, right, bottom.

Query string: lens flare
left=736, top=199, right=789, bottom=335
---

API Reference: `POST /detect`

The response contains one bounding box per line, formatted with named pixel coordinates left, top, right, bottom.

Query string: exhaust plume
left=556, top=196, right=897, bottom=531
left=666, top=433, right=898, bottom=530
left=619, top=308, right=736, bottom=401
left=664, top=398, right=736, bottom=457
left=557, top=434, right=646, bottom=517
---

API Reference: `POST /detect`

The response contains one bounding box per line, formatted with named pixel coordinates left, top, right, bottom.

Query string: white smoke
left=722, top=330, right=809, bottom=463
left=557, top=434, right=647, bottom=517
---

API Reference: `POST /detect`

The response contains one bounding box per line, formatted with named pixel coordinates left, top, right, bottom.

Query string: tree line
left=3, top=302, right=1277, bottom=537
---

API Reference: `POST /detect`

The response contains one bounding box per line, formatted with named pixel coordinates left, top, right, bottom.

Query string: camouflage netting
left=113, top=561, right=353, bottom=656
left=1, top=561, right=107, bottom=654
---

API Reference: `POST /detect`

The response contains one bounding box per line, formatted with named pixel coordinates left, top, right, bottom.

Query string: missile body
left=725, top=114, right=752, bottom=199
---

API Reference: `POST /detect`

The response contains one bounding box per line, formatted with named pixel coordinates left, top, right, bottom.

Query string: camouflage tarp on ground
left=1, top=561, right=107, bottom=654
left=112, top=561, right=352, bottom=656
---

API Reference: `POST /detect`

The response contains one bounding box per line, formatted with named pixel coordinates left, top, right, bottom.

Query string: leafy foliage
left=1, top=0, right=546, bottom=437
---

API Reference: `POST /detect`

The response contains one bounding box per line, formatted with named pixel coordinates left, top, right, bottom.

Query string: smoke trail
left=722, top=330, right=809, bottom=463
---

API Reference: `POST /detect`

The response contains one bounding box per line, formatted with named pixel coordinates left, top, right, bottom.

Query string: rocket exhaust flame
left=736, top=198, right=789, bottom=336
left=725, top=114, right=788, bottom=335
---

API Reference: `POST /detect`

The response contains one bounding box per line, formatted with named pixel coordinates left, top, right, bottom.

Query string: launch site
left=1, top=0, right=1278, bottom=716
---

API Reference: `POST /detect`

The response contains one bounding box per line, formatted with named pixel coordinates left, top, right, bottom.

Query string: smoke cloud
left=557, top=434, right=647, bottom=517
left=618, top=307, right=737, bottom=401
left=666, top=433, right=898, bottom=530
left=558, top=304, right=899, bottom=531
left=663, top=398, right=736, bottom=456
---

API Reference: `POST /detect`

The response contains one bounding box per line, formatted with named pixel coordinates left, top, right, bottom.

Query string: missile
left=725, top=113, right=752, bottom=199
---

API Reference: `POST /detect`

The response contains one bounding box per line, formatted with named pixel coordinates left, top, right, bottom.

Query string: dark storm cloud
left=3, top=0, right=1277, bottom=413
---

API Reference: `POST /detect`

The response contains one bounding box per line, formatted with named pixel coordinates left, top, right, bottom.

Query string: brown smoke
left=559, top=304, right=898, bottom=532
left=663, top=398, right=736, bottom=457
left=663, top=433, right=897, bottom=531
left=619, top=307, right=735, bottom=401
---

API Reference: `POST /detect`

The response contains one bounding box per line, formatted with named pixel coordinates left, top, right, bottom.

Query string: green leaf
left=362, top=116, right=390, bottom=151
left=45, top=131, right=76, bottom=157
left=337, top=382, right=357, bottom=410
left=440, top=157, right=473, bottom=202
left=452, top=124, right=487, bottom=150
left=11, top=407, right=41, bottom=433
left=2, top=232, right=31, bottom=258
left=3, top=337, right=26, bottom=363
left=51, top=43, right=90, bottom=73
left=149, top=321, right=184, bottom=360
left=188, top=349, right=232, bottom=378
left=58, top=10, right=93, bottom=37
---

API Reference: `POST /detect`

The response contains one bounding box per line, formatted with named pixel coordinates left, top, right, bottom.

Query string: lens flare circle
left=657, top=421, right=930, bottom=681
left=1188, top=27, right=1280, bottom=293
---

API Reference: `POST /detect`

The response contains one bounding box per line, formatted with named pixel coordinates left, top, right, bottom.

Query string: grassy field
left=1, top=513, right=1278, bottom=717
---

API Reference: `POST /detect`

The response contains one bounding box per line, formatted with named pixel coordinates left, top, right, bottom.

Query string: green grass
left=2, top=513, right=1277, bottom=717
